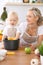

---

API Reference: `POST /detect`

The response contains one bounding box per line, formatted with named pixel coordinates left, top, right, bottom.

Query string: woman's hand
left=29, top=44, right=36, bottom=51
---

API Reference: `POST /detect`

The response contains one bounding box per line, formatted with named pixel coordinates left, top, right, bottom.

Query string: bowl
left=4, top=39, right=19, bottom=50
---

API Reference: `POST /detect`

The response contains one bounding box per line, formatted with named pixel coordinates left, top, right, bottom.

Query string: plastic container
left=4, top=39, right=19, bottom=50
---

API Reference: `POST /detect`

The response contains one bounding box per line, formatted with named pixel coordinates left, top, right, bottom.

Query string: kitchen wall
left=0, top=1, right=43, bottom=23
left=0, top=0, right=8, bottom=15
left=6, top=4, right=43, bottom=23
left=0, top=1, right=43, bottom=30
left=0, top=0, right=23, bottom=15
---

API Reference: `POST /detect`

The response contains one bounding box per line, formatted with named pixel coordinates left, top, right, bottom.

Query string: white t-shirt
left=3, top=25, right=20, bottom=37
left=18, top=22, right=28, bottom=37
left=37, top=25, right=43, bottom=35
left=18, top=22, right=43, bottom=45
left=18, top=22, right=43, bottom=36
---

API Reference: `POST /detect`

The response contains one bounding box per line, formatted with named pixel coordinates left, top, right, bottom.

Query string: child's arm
left=14, top=26, right=21, bottom=40
left=1, top=35, right=7, bottom=49
left=14, top=33, right=21, bottom=40
left=2, top=35, right=7, bottom=41
left=2, top=26, right=8, bottom=41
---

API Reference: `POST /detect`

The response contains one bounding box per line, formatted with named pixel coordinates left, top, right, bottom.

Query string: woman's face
left=26, top=10, right=38, bottom=25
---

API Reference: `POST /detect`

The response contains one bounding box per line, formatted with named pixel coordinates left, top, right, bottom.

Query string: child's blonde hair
left=8, top=11, right=18, bottom=21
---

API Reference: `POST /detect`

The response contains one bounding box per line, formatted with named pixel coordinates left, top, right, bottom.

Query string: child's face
left=9, top=17, right=18, bottom=25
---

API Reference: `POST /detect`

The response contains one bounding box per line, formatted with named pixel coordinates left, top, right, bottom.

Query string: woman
left=19, top=7, right=43, bottom=50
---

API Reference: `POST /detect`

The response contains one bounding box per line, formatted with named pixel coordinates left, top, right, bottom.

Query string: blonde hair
left=8, top=11, right=18, bottom=21
left=29, top=7, right=43, bottom=26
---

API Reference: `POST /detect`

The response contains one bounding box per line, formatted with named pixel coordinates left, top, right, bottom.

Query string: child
left=2, top=11, right=20, bottom=41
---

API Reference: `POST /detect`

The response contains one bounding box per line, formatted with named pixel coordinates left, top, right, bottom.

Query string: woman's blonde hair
left=29, top=7, right=43, bottom=26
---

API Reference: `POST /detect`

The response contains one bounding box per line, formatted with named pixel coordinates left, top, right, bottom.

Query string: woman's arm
left=30, top=35, right=43, bottom=51
left=36, top=35, right=43, bottom=47
left=30, top=26, right=43, bottom=50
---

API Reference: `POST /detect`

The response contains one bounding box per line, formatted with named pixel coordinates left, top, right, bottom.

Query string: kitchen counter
left=0, top=48, right=41, bottom=65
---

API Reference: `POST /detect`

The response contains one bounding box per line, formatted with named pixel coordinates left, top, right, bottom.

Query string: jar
left=23, top=0, right=29, bottom=3
left=29, top=0, right=36, bottom=3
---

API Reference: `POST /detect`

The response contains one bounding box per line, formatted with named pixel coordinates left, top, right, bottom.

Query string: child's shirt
left=3, top=25, right=20, bottom=37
